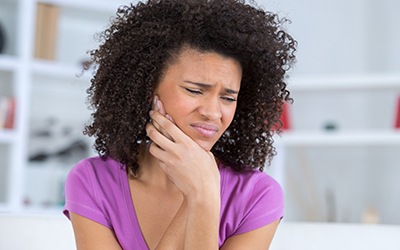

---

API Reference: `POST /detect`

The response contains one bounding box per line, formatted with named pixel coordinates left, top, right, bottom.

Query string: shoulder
left=68, top=156, right=123, bottom=181
left=219, top=165, right=284, bottom=242
left=220, top=165, right=283, bottom=196
left=64, top=156, right=126, bottom=227
left=65, top=156, right=125, bottom=201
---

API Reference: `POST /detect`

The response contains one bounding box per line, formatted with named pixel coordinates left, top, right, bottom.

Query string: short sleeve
left=63, top=160, right=112, bottom=229
left=234, top=174, right=284, bottom=235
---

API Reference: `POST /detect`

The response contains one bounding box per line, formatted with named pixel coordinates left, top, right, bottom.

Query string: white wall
left=366, top=0, right=400, bottom=72
left=260, top=0, right=399, bottom=76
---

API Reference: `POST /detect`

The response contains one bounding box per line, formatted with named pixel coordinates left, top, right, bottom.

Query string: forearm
left=184, top=194, right=220, bottom=250
left=155, top=195, right=220, bottom=250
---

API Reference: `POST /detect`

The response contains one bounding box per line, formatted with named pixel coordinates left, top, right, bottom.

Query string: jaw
left=190, top=132, right=223, bottom=151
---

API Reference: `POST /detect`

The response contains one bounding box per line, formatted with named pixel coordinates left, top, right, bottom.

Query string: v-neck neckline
left=118, top=162, right=225, bottom=250
left=119, top=165, right=149, bottom=250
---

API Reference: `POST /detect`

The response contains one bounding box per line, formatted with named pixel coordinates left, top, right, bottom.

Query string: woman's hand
left=146, top=96, right=220, bottom=201
left=148, top=96, right=221, bottom=249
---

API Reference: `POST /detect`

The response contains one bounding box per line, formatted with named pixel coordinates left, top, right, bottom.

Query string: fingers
left=151, top=96, right=174, bottom=140
left=147, top=139, right=173, bottom=167
left=157, top=98, right=175, bottom=122
left=149, top=110, right=187, bottom=143
left=156, top=96, right=166, bottom=115
left=146, top=121, right=175, bottom=150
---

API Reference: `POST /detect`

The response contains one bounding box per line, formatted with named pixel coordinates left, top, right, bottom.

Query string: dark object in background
left=29, top=140, right=88, bottom=162
left=0, top=21, right=5, bottom=53
left=324, top=121, right=338, bottom=131
left=28, top=118, right=90, bottom=163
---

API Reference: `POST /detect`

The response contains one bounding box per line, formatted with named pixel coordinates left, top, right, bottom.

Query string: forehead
left=163, top=47, right=242, bottom=89
left=174, top=47, right=239, bottom=66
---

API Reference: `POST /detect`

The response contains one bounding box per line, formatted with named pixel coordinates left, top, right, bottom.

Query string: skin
left=153, top=48, right=241, bottom=152
left=70, top=48, right=280, bottom=249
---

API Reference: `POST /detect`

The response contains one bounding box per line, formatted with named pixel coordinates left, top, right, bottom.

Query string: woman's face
left=154, top=48, right=242, bottom=151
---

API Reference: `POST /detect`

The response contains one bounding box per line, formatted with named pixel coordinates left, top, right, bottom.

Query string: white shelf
left=0, top=130, right=17, bottom=143
left=31, top=59, right=90, bottom=80
left=39, top=0, right=126, bottom=13
left=278, top=130, right=400, bottom=146
left=0, top=203, right=11, bottom=212
left=0, top=204, right=62, bottom=215
left=0, top=55, right=19, bottom=71
left=0, top=0, right=115, bottom=213
left=17, top=206, right=64, bottom=215
left=290, top=74, right=400, bottom=91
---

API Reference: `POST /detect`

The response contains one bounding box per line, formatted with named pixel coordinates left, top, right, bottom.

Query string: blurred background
left=0, top=0, right=399, bottom=226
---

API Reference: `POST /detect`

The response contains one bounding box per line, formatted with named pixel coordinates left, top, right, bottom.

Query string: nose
left=198, top=97, right=222, bottom=121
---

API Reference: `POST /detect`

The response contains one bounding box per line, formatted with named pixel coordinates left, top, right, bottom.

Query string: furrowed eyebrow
left=183, top=80, right=239, bottom=95
left=225, top=88, right=239, bottom=95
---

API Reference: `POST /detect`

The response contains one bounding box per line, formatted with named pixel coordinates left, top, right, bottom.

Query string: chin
left=195, top=140, right=216, bottom=152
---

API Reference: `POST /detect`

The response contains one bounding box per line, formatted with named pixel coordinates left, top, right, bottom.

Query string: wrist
left=184, top=192, right=220, bottom=250
left=185, top=191, right=220, bottom=210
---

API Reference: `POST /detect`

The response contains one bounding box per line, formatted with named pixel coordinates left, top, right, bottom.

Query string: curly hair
left=84, top=0, right=297, bottom=173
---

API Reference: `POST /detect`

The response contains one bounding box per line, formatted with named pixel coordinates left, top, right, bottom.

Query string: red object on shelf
left=267, top=102, right=291, bottom=131
left=4, top=97, right=16, bottom=129
left=395, top=96, right=400, bottom=129
left=281, top=102, right=291, bottom=130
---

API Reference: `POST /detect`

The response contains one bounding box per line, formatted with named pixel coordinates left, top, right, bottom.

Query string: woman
left=63, top=0, right=296, bottom=249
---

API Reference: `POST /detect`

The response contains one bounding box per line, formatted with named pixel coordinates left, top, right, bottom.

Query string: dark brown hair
left=84, top=0, right=297, bottom=173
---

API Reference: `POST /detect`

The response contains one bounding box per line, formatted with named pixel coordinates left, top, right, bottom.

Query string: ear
left=149, top=93, right=158, bottom=105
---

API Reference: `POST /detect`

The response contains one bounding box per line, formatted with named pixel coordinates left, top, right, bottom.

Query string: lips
left=190, top=122, right=219, bottom=138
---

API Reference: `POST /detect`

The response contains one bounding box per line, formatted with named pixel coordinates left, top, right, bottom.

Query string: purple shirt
left=64, top=156, right=283, bottom=249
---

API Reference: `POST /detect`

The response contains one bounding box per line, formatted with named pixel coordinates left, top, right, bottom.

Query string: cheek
left=160, top=94, right=192, bottom=119
left=157, top=88, right=179, bottom=112
left=163, top=100, right=193, bottom=134
left=222, top=106, right=237, bottom=126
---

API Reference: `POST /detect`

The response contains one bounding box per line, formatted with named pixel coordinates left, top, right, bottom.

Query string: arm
left=152, top=97, right=218, bottom=249
left=220, top=219, right=280, bottom=250
left=155, top=195, right=220, bottom=250
left=147, top=110, right=220, bottom=250
left=70, top=212, right=122, bottom=250
left=184, top=192, right=220, bottom=250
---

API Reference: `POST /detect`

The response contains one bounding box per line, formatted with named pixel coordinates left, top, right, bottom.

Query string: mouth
left=190, top=123, right=219, bottom=138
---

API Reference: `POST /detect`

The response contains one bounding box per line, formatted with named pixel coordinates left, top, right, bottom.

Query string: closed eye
left=185, top=88, right=202, bottom=95
left=221, top=96, right=237, bottom=102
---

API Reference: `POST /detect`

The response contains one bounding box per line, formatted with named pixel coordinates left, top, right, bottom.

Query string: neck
left=133, top=144, right=177, bottom=191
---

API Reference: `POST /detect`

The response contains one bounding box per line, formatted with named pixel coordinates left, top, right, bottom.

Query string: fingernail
left=166, top=114, right=173, bottom=122
left=153, top=96, right=157, bottom=106
left=149, top=110, right=155, bottom=116
left=157, top=100, right=161, bottom=111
